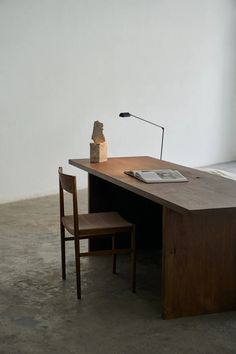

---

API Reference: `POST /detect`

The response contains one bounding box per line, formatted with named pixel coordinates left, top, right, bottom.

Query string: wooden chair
left=58, top=167, right=136, bottom=299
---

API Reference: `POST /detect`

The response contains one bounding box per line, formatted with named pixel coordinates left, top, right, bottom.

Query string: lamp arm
left=130, top=114, right=164, bottom=130
left=130, top=114, right=165, bottom=160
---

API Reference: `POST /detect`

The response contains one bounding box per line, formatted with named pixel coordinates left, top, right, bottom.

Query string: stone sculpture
left=90, top=121, right=108, bottom=163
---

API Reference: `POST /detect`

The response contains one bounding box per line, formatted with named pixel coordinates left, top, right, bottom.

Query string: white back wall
left=0, top=0, right=235, bottom=203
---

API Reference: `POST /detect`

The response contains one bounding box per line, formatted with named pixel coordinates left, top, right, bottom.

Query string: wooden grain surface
left=69, top=156, right=236, bottom=214
left=162, top=207, right=236, bottom=319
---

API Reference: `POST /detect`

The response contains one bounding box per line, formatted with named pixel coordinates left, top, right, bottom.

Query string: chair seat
left=62, top=211, right=133, bottom=238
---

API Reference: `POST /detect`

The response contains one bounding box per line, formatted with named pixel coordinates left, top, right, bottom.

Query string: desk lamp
left=119, top=112, right=165, bottom=160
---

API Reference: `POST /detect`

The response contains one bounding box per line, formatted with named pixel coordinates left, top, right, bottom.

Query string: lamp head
left=119, top=112, right=131, bottom=118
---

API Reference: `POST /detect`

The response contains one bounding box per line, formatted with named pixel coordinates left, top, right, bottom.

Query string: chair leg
left=112, top=235, right=117, bottom=274
left=131, top=226, right=136, bottom=293
left=74, top=237, right=81, bottom=299
left=60, top=224, right=66, bottom=280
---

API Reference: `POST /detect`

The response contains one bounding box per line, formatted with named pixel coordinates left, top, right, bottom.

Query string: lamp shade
left=119, top=112, right=131, bottom=117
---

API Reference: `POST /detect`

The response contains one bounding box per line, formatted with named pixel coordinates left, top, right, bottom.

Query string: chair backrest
left=58, top=167, right=79, bottom=233
left=59, top=167, right=76, bottom=194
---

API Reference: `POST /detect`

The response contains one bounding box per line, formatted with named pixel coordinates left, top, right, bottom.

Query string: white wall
left=0, top=0, right=235, bottom=203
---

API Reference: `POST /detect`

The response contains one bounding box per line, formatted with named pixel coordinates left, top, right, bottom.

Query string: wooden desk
left=69, top=156, right=236, bottom=319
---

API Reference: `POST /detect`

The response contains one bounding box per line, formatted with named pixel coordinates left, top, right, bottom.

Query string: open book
left=124, top=169, right=188, bottom=183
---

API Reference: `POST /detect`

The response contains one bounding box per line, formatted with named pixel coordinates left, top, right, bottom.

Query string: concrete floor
left=1, top=183, right=236, bottom=353
left=206, top=160, right=236, bottom=174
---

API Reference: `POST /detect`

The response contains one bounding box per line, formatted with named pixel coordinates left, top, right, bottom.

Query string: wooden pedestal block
left=90, top=142, right=107, bottom=163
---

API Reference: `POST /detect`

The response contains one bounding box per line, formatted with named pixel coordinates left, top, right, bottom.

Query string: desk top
left=69, top=156, right=236, bottom=214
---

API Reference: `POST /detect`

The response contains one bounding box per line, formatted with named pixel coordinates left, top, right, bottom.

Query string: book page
left=136, top=171, right=162, bottom=182
left=154, top=170, right=184, bottom=180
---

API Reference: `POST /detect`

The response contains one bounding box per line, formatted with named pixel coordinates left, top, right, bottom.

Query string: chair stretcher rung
left=79, top=249, right=131, bottom=257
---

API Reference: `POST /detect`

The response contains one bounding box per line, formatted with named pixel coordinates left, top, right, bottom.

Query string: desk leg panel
left=88, top=174, right=162, bottom=251
left=162, top=207, right=236, bottom=319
